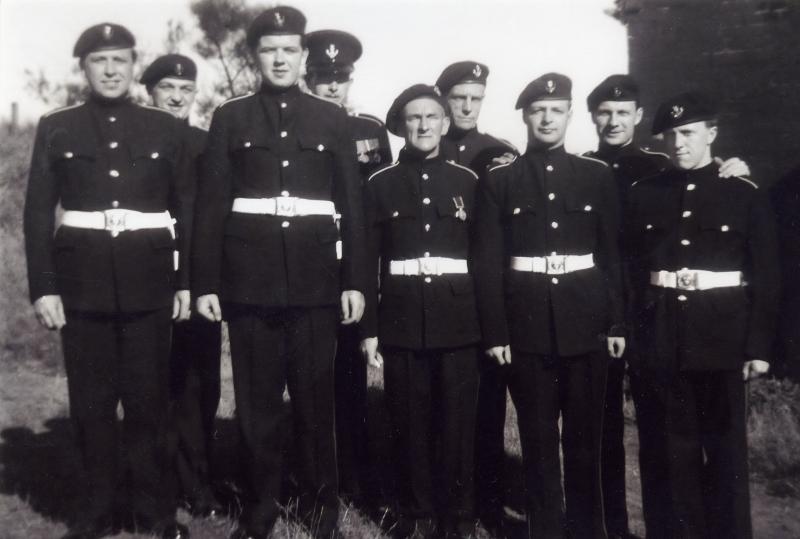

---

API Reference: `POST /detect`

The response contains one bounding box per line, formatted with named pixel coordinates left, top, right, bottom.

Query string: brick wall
left=617, top=0, right=800, bottom=185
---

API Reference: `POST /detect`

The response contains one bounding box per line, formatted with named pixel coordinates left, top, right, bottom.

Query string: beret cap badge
left=274, top=12, right=285, bottom=27
left=103, top=25, right=113, bottom=40
left=613, top=86, right=622, bottom=98
left=671, top=105, right=684, bottom=119
left=546, top=80, right=556, bottom=94
left=472, top=64, right=482, bottom=78
left=175, top=62, right=183, bottom=76
left=325, top=44, right=339, bottom=61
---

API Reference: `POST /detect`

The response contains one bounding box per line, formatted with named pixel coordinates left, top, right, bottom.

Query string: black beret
left=651, top=92, right=718, bottom=135
left=247, top=6, right=306, bottom=48
left=73, top=23, right=135, bottom=59
left=515, top=72, right=572, bottom=110
left=435, top=61, right=489, bottom=96
left=141, top=54, right=197, bottom=91
left=305, top=30, right=362, bottom=75
left=385, top=84, right=448, bottom=137
left=586, top=74, right=640, bottom=111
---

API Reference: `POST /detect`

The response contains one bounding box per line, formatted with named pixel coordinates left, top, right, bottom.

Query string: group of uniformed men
left=23, top=4, right=776, bottom=539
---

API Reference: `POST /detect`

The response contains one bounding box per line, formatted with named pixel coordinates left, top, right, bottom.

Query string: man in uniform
left=24, top=23, right=192, bottom=539
left=585, top=74, right=752, bottom=539
left=626, top=93, right=777, bottom=539
left=141, top=54, right=224, bottom=519
left=304, top=29, right=392, bottom=502
left=191, top=7, right=367, bottom=539
left=473, top=73, right=625, bottom=539
left=360, top=84, right=481, bottom=539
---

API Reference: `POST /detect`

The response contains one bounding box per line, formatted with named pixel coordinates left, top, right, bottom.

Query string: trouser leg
left=601, top=358, right=628, bottom=536
left=474, top=355, right=508, bottom=524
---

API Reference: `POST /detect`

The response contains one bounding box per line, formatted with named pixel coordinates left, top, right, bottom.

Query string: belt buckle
left=104, top=209, right=126, bottom=238
left=275, top=196, right=298, bottom=217
left=547, top=255, right=566, bottom=274
left=676, top=269, right=697, bottom=290
left=419, top=258, right=437, bottom=276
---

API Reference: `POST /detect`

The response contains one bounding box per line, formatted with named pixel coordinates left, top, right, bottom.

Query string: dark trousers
left=383, top=345, right=480, bottom=528
left=227, top=305, right=339, bottom=535
left=61, top=308, right=173, bottom=526
left=508, top=350, right=608, bottom=539
left=664, top=370, right=751, bottom=539
left=169, top=315, right=222, bottom=503
left=334, top=323, right=368, bottom=498
left=474, top=356, right=509, bottom=523
left=601, top=358, right=628, bottom=536
left=628, top=367, right=672, bottom=539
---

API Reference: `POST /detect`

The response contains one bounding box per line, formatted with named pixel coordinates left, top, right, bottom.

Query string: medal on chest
left=453, top=196, right=467, bottom=221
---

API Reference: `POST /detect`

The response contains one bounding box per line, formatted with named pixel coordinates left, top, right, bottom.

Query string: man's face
left=309, top=72, right=352, bottom=105
left=150, top=77, right=197, bottom=119
left=663, top=121, right=717, bottom=170
left=255, top=34, right=307, bottom=88
left=403, top=97, right=450, bottom=156
left=591, top=100, right=642, bottom=147
left=523, top=99, right=572, bottom=148
left=82, top=48, right=134, bottom=99
left=447, top=82, right=485, bottom=131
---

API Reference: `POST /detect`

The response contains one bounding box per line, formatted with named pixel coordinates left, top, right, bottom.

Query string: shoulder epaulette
left=367, top=161, right=400, bottom=183
left=353, top=112, right=385, bottom=127
left=730, top=175, right=758, bottom=189
left=640, top=147, right=669, bottom=159
left=582, top=150, right=597, bottom=158
left=217, top=93, right=254, bottom=109
left=575, top=153, right=609, bottom=167
left=41, top=102, right=83, bottom=119
left=445, top=160, right=479, bottom=180
left=487, top=156, right=517, bottom=173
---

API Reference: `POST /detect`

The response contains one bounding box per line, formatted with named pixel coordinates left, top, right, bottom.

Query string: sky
left=0, top=0, right=627, bottom=154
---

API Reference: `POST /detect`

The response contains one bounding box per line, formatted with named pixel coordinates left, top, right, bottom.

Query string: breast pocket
left=505, top=197, right=537, bottom=249
left=564, top=194, right=599, bottom=236
left=697, top=210, right=748, bottom=260
left=436, top=196, right=472, bottom=223
left=50, top=137, right=97, bottom=177
left=130, top=140, right=176, bottom=177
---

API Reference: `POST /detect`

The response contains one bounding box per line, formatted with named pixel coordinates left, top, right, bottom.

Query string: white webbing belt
left=232, top=197, right=337, bottom=218
left=389, top=257, right=469, bottom=276
left=510, top=254, right=594, bottom=275
left=650, top=269, right=744, bottom=291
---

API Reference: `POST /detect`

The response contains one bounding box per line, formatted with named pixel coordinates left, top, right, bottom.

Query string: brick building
left=614, top=0, right=800, bottom=186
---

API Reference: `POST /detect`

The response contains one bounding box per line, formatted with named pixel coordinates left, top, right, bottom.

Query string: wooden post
left=9, top=102, right=18, bottom=134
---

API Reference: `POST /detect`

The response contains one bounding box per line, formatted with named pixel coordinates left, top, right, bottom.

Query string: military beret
left=435, top=61, right=489, bottom=96
left=247, top=6, right=306, bottom=48
left=73, top=23, right=135, bottom=59
left=385, top=84, right=448, bottom=137
left=651, top=92, right=718, bottom=135
left=515, top=72, right=572, bottom=110
left=140, top=54, right=197, bottom=91
left=586, top=74, right=640, bottom=111
left=305, top=30, right=362, bottom=75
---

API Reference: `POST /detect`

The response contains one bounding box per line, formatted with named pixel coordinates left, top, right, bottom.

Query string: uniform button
left=422, top=173, right=429, bottom=180
left=424, top=224, right=431, bottom=231
left=111, top=200, right=119, bottom=208
left=682, top=210, right=692, bottom=218
left=281, top=221, right=290, bottom=228
left=551, top=221, right=559, bottom=229
left=424, top=277, right=432, bottom=283
left=280, top=131, right=287, bottom=138
left=109, top=169, right=120, bottom=178
left=646, top=224, right=653, bottom=230
left=677, top=294, right=688, bottom=302
left=150, top=152, right=159, bottom=159
left=687, top=183, right=696, bottom=191
left=108, top=141, right=118, bottom=149
left=281, top=190, right=290, bottom=196
left=280, top=102, right=287, bottom=109
left=422, top=197, right=431, bottom=205
left=108, top=116, right=116, bottom=122
left=317, top=144, right=325, bottom=151
left=551, top=251, right=557, bottom=256
left=392, top=210, right=399, bottom=217
left=551, top=277, right=559, bottom=284
left=721, top=225, right=730, bottom=232
left=424, top=252, right=430, bottom=257
left=64, top=151, right=74, bottom=158
left=612, top=163, right=619, bottom=169
left=459, top=145, right=466, bottom=151
left=548, top=193, right=556, bottom=201
left=513, top=208, right=521, bottom=214
left=546, top=164, right=554, bottom=172
left=282, top=160, right=290, bottom=167
left=244, top=141, right=252, bottom=148
left=584, top=205, right=592, bottom=211
left=681, top=239, right=691, bottom=246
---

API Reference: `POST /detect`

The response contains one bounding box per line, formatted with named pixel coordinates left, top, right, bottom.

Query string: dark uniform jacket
left=361, top=152, right=481, bottom=350
left=473, top=146, right=624, bottom=356
left=191, top=85, right=366, bottom=307
left=347, top=111, right=392, bottom=181
left=185, top=122, right=208, bottom=164
left=626, top=162, right=779, bottom=371
left=24, top=96, right=194, bottom=313
left=441, top=126, right=517, bottom=176
left=584, top=142, right=670, bottom=208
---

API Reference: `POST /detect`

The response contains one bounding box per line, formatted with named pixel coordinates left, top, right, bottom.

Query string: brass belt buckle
left=547, top=255, right=566, bottom=274
left=104, top=210, right=126, bottom=238
left=275, top=196, right=298, bottom=217
left=419, top=258, right=437, bottom=276
left=677, top=270, right=697, bottom=290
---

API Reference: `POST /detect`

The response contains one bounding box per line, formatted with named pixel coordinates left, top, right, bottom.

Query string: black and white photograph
left=1, top=0, right=799, bottom=538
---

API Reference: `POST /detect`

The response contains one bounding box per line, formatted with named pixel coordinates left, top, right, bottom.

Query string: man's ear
left=708, top=125, right=718, bottom=145
left=441, top=114, right=451, bottom=136
left=634, top=106, right=644, bottom=126
left=566, top=103, right=573, bottom=125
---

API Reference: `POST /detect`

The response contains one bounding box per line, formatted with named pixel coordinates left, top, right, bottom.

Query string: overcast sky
left=0, top=0, right=626, bottom=153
